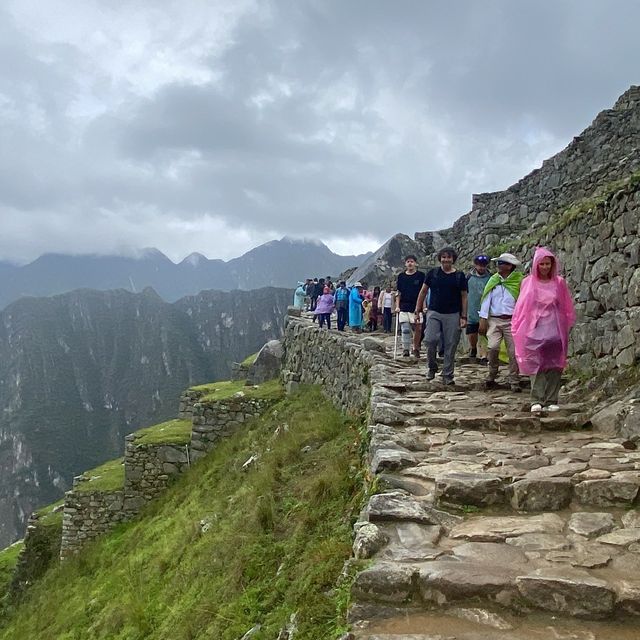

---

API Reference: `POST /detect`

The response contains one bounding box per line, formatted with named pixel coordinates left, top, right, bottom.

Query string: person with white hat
left=478, top=253, right=524, bottom=392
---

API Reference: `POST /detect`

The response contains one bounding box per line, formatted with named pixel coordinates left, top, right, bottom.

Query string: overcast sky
left=0, top=0, right=638, bottom=264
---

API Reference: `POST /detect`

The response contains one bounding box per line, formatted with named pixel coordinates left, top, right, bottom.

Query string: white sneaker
left=546, top=404, right=560, bottom=412
left=530, top=403, right=543, bottom=412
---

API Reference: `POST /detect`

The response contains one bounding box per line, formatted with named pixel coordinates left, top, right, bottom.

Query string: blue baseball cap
left=474, top=254, right=490, bottom=264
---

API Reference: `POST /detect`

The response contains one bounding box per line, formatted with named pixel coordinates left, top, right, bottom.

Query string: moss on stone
left=0, top=541, right=23, bottom=603
left=132, top=419, right=192, bottom=445
left=35, top=500, right=65, bottom=527
left=74, top=458, right=124, bottom=493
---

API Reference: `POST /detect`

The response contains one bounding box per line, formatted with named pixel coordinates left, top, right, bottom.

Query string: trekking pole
left=393, top=312, right=399, bottom=360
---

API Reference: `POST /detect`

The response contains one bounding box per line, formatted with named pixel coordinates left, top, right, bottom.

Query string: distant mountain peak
left=182, top=252, right=207, bottom=267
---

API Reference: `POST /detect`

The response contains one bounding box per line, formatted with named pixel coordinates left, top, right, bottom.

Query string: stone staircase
left=346, top=333, right=640, bottom=639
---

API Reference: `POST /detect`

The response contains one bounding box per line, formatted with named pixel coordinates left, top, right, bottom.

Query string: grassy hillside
left=0, top=386, right=366, bottom=640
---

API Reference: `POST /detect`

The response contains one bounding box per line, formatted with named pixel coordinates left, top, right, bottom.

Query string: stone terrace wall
left=190, top=396, right=276, bottom=462
left=281, top=318, right=378, bottom=414
left=123, top=439, right=191, bottom=509
left=507, top=177, right=640, bottom=376
left=60, top=489, right=132, bottom=559
left=442, top=85, right=640, bottom=262
left=10, top=511, right=62, bottom=596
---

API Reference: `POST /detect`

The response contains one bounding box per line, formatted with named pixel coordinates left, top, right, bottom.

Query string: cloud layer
left=1, top=0, right=638, bottom=263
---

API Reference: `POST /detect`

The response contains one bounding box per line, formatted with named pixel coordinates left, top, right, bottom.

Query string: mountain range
left=0, top=285, right=292, bottom=548
left=0, top=237, right=370, bottom=310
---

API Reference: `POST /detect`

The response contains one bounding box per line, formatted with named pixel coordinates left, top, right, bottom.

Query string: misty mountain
left=0, top=238, right=370, bottom=310
left=0, top=285, right=292, bottom=548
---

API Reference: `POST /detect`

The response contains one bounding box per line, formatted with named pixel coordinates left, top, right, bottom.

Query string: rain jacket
left=512, top=247, right=576, bottom=375
left=349, top=288, right=363, bottom=327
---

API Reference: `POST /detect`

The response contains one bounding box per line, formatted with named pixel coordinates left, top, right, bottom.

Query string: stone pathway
left=346, top=330, right=640, bottom=638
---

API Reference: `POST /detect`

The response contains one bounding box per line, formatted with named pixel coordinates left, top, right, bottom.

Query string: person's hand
left=414, top=307, right=421, bottom=316
left=460, top=317, right=467, bottom=329
left=394, top=307, right=399, bottom=314
left=478, top=318, right=488, bottom=336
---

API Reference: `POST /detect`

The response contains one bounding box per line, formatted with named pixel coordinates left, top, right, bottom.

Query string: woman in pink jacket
left=512, top=247, right=576, bottom=412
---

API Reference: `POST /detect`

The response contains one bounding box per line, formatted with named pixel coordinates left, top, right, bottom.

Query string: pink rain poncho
left=512, top=247, right=576, bottom=375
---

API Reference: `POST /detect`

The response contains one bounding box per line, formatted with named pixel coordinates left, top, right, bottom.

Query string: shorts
left=465, top=322, right=480, bottom=335
left=398, top=311, right=418, bottom=324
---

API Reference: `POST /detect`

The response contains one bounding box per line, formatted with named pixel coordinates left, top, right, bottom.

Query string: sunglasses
left=496, top=260, right=510, bottom=266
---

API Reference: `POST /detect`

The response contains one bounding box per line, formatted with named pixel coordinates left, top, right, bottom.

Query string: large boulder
left=246, top=340, right=283, bottom=384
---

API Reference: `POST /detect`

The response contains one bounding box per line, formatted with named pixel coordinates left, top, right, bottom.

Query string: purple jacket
left=314, top=293, right=335, bottom=314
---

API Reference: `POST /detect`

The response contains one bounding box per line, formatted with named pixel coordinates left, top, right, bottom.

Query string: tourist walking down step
left=512, top=247, right=576, bottom=412
left=349, top=282, right=364, bottom=333
left=479, top=252, right=524, bottom=392
left=416, top=247, right=468, bottom=385
left=334, top=281, right=350, bottom=331
left=466, top=255, right=492, bottom=362
left=395, top=255, right=425, bottom=357
left=379, top=286, right=395, bottom=333
left=315, top=286, right=335, bottom=329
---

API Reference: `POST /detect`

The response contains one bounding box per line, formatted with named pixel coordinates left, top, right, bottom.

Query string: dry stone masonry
left=57, top=381, right=279, bottom=558
left=282, top=317, right=640, bottom=638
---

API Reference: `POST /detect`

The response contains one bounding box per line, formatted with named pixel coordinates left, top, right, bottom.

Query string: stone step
left=349, top=607, right=640, bottom=639
left=351, top=507, right=640, bottom=624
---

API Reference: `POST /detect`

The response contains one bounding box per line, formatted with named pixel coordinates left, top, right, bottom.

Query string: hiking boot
left=469, top=349, right=477, bottom=359
left=478, top=357, right=488, bottom=365
left=412, top=349, right=421, bottom=359
left=442, top=377, right=455, bottom=386
left=510, top=384, right=522, bottom=393
left=426, top=369, right=437, bottom=380
left=484, top=379, right=498, bottom=390
left=530, top=403, right=543, bottom=412
left=547, top=404, right=560, bottom=412
left=402, top=349, right=410, bottom=358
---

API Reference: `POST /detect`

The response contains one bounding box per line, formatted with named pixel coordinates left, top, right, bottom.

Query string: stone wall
left=60, top=489, right=131, bottom=559
left=10, top=511, right=62, bottom=597
left=512, top=177, right=640, bottom=376
left=281, top=318, right=379, bottom=414
left=190, top=396, right=276, bottom=462
left=178, top=388, right=207, bottom=419
left=443, top=85, right=640, bottom=262
left=123, top=438, right=191, bottom=508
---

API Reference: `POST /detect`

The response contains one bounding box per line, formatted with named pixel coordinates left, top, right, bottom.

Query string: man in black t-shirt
left=395, top=254, right=425, bottom=358
left=415, top=247, right=468, bottom=384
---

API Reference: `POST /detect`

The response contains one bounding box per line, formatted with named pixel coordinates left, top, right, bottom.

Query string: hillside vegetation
left=0, top=386, right=366, bottom=640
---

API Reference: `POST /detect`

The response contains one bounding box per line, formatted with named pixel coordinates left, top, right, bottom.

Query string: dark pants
left=531, top=369, right=562, bottom=405
left=337, top=306, right=348, bottom=331
left=424, top=311, right=461, bottom=381
left=383, top=308, right=392, bottom=332
left=318, top=313, right=331, bottom=329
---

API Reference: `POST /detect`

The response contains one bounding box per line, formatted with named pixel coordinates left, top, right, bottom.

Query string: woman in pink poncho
left=512, top=247, right=576, bottom=412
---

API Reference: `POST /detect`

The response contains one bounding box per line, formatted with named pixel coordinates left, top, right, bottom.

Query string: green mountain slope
left=0, top=386, right=366, bottom=640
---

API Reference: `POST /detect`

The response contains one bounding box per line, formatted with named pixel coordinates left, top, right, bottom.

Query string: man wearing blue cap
left=466, top=255, right=491, bottom=362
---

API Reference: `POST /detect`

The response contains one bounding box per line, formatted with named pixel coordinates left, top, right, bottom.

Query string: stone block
left=507, top=478, right=572, bottom=512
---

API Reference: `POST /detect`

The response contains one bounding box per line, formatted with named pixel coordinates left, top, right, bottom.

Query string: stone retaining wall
left=60, top=489, right=131, bottom=559
left=444, top=85, right=640, bottom=264
left=281, top=318, right=378, bottom=414
left=178, top=388, right=207, bottom=419
left=190, top=396, right=276, bottom=462
left=124, top=438, right=191, bottom=507
left=10, top=511, right=62, bottom=597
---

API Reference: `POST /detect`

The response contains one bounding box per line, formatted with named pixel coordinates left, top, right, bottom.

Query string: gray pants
left=531, top=369, right=563, bottom=406
left=424, top=311, right=461, bottom=380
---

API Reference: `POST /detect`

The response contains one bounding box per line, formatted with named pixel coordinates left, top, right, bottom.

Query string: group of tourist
left=394, top=245, right=575, bottom=412
left=294, top=243, right=575, bottom=412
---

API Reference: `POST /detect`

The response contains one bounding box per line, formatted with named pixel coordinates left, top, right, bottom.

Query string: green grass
left=36, top=500, right=65, bottom=528
left=191, top=378, right=284, bottom=403
left=133, top=419, right=192, bottom=446
left=74, top=458, right=125, bottom=493
left=0, top=386, right=365, bottom=639
left=241, top=352, right=259, bottom=367
left=0, top=542, right=23, bottom=605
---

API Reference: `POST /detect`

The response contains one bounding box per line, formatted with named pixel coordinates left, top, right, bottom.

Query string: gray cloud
left=0, top=0, right=639, bottom=263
